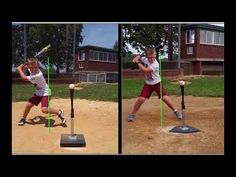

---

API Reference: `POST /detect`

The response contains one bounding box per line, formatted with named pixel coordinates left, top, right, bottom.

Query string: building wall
left=76, top=60, right=118, bottom=72
left=181, top=27, right=224, bottom=75
left=75, top=48, right=118, bottom=72
left=192, top=61, right=202, bottom=75
left=181, top=29, right=197, bottom=59
left=181, top=29, right=224, bottom=60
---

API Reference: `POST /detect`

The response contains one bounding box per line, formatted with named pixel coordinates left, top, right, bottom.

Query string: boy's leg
left=155, top=83, right=182, bottom=119
left=131, top=97, right=147, bottom=115
left=162, top=96, right=182, bottom=119
left=18, top=94, right=41, bottom=126
left=162, top=95, right=175, bottom=111
left=41, top=96, right=66, bottom=124
left=41, top=107, right=59, bottom=114
left=128, top=84, right=153, bottom=122
left=18, top=102, right=34, bottom=126
left=128, top=97, right=146, bottom=122
left=23, top=102, right=35, bottom=118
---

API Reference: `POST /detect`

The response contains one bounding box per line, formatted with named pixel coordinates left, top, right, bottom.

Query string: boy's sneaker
left=174, top=110, right=182, bottom=120
left=128, top=114, right=135, bottom=122
left=18, top=118, right=26, bottom=126
left=58, top=110, right=66, bottom=124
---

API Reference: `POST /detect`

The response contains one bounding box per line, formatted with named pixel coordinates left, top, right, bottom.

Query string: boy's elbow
left=143, top=69, right=151, bottom=73
left=21, top=77, right=28, bottom=81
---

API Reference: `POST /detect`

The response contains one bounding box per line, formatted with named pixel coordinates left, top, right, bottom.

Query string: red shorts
left=28, top=94, right=51, bottom=107
left=139, top=82, right=167, bottom=99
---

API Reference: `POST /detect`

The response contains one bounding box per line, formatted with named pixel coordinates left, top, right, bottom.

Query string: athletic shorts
left=28, top=94, right=51, bottom=107
left=139, top=82, right=167, bottom=99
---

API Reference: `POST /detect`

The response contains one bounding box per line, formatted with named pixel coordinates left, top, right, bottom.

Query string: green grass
left=122, top=76, right=224, bottom=99
left=12, top=83, right=118, bottom=102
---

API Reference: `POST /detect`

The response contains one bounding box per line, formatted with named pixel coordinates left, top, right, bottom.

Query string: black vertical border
left=118, top=24, right=122, bottom=154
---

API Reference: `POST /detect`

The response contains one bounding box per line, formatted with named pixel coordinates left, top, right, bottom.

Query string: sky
left=80, top=23, right=118, bottom=49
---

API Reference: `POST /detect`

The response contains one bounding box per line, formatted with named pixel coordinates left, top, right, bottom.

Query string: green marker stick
left=47, top=57, right=51, bottom=133
left=159, top=50, right=163, bottom=128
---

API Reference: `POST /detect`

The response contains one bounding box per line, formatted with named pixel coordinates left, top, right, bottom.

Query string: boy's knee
left=26, top=102, right=34, bottom=108
left=162, top=95, right=168, bottom=101
left=138, top=97, right=146, bottom=104
left=41, top=107, right=48, bottom=113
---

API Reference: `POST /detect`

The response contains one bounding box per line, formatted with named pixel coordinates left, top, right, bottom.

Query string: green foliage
left=12, top=83, right=118, bottom=102
left=123, top=77, right=224, bottom=99
left=122, top=24, right=168, bottom=55
left=113, top=40, right=118, bottom=51
left=122, top=53, right=137, bottom=69
left=12, top=24, right=25, bottom=65
left=12, top=24, right=84, bottom=77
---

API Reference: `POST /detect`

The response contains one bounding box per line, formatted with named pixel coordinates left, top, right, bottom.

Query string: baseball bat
left=70, top=88, right=74, bottom=118
left=180, top=85, right=185, bottom=110
left=34, top=44, right=51, bottom=57
left=23, top=44, right=51, bottom=75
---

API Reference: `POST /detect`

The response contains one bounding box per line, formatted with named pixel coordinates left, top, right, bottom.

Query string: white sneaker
left=58, top=110, right=66, bottom=124
left=128, top=114, right=135, bottom=122
left=174, top=110, right=182, bottom=120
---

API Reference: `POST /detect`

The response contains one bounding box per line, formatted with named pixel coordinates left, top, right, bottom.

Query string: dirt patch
left=12, top=99, right=118, bottom=154
left=122, top=96, right=224, bottom=154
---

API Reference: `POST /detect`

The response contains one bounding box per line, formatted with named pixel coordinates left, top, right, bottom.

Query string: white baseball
left=69, top=84, right=75, bottom=89
left=179, top=80, right=185, bottom=86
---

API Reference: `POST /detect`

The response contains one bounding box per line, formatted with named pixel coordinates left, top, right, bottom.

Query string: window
left=187, top=46, right=193, bottom=55
left=186, top=30, right=195, bottom=44
left=214, top=32, right=220, bottom=44
left=89, top=50, right=93, bottom=59
left=97, top=74, right=106, bottom=82
left=104, top=52, right=108, bottom=61
left=112, top=54, right=116, bottom=62
left=99, top=52, right=108, bottom=61
left=88, top=50, right=117, bottom=63
left=200, top=30, right=224, bottom=45
left=79, top=50, right=85, bottom=61
left=94, top=51, right=99, bottom=60
left=89, top=50, right=99, bottom=60
left=108, top=53, right=116, bottom=62
left=206, top=31, right=213, bottom=43
left=88, top=74, right=96, bottom=82
left=219, top=33, right=224, bottom=45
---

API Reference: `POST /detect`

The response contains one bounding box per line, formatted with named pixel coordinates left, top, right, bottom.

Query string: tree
left=113, top=40, right=118, bottom=51
left=12, top=24, right=24, bottom=66
left=26, top=24, right=83, bottom=77
left=122, top=24, right=168, bottom=56
left=167, top=24, right=179, bottom=60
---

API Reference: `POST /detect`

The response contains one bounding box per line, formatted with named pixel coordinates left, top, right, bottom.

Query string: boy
left=128, top=48, right=182, bottom=122
left=17, top=57, right=66, bottom=126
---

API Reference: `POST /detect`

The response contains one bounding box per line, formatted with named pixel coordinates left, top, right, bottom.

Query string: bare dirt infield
left=12, top=99, right=118, bottom=154
left=122, top=96, right=224, bottom=154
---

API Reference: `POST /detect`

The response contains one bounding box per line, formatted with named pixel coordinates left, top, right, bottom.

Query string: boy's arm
left=132, top=55, right=141, bottom=63
left=132, top=55, right=153, bottom=73
left=17, top=64, right=28, bottom=81
left=137, top=63, right=153, bottom=73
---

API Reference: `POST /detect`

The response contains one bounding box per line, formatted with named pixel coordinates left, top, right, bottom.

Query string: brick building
left=181, top=24, right=224, bottom=75
left=75, top=45, right=118, bottom=83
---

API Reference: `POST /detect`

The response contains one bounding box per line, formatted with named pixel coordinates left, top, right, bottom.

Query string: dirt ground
left=12, top=99, right=118, bottom=154
left=122, top=96, right=224, bottom=154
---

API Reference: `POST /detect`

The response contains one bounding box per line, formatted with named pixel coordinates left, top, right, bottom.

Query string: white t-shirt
left=27, top=70, right=51, bottom=96
left=141, top=57, right=160, bottom=85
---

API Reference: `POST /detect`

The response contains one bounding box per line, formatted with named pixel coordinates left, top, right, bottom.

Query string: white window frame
left=186, top=30, right=195, bottom=44
left=79, top=50, right=85, bottom=61
left=187, top=46, right=193, bottom=55
left=200, top=30, right=224, bottom=46
left=89, top=50, right=117, bottom=63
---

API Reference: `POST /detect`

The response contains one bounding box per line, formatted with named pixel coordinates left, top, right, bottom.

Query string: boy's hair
left=145, top=48, right=156, bottom=56
left=27, top=57, right=38, bottom=65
